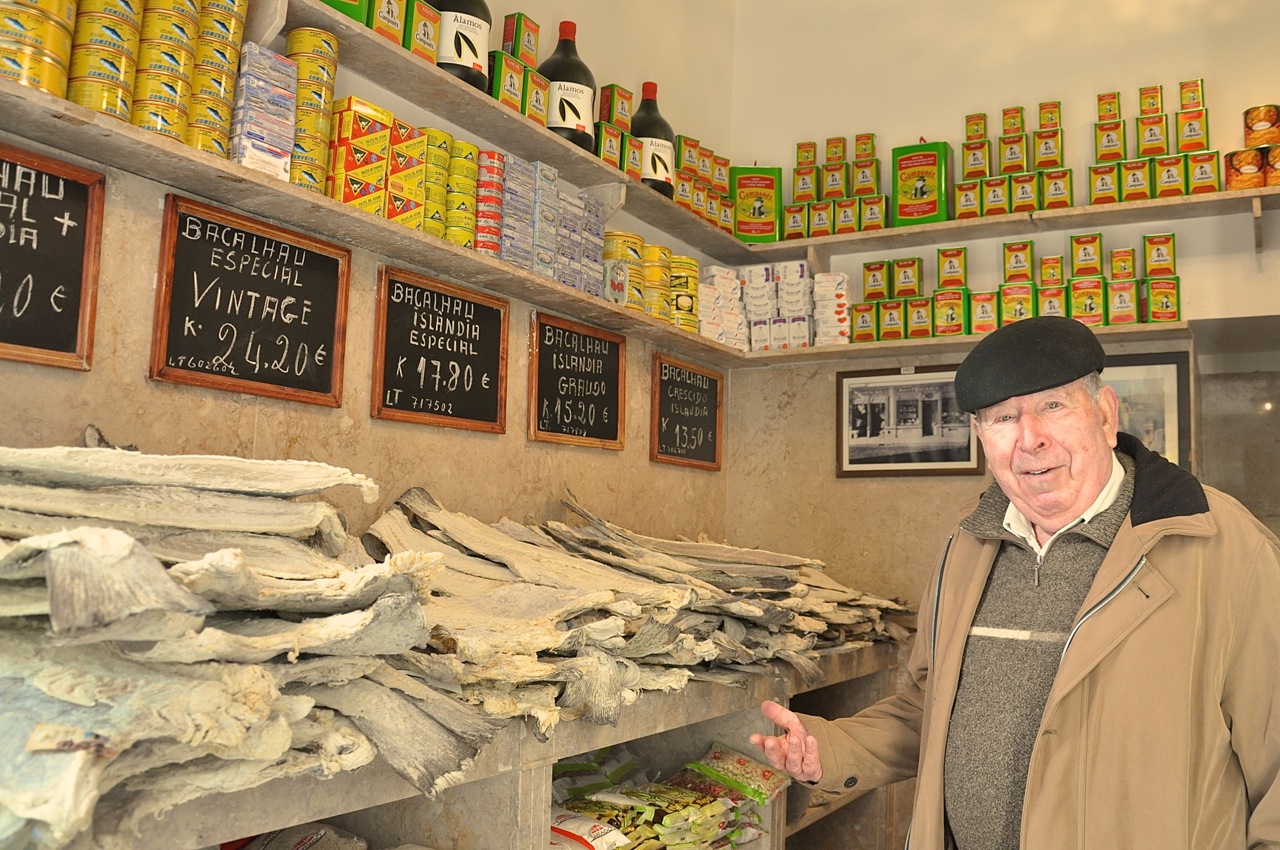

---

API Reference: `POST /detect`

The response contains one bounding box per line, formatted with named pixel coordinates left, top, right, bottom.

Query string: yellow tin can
left=291, top=52, right=336, bottom=88
left=192, top=36, right=236, bottom=73
left=422, top=181, right=446, bottom=207
left=604, top=230, right=644, bottom=261
left=294, top=78, right=332, bottom=113
left=424, top=146, right=449, bottom=170
left=423, top=162, right=448, bottom=188
left=73, top=12, right=140, bottom=55
left=448, top=138, right=478, bottom=161
left=142, top=0, right=197, bottom=21
left=444, top=190, right=474, bottom=212
left=183, top=122, right=228, bottom=157
left=191, top=63, right=234, bottom=102
left=445, top=208, right=476, bottom=229
left=445, top=173, right=476, bottom=196
left=135, top=38, right=193, bottom=79
left=67, top=76, right=130, bottom=116
left=75, top=0, right=142, bottom=28
left=641, top=242, right=672, bottom=266
left=290, top=161, right=327, bottom=193
left=68, top=43, right=136, bottom=85
left=186, top=93, right=231, bottom=129
left=448, top=154, right=478, bottom=181
left=290, top=134, right=328, bottom=167
left=130, top=97, right=187, bottom=138
left=1, top=5, right=72, bottom=57
left=12, top=0, right=75, bottom=28
left=286, top=26, right=338, bottom=62
left=423, top=125, right=452, bottom=151
left=139, top=9, right=196, bottom=48
left=293, top=105, right=331, bottom=141
left=131, top=67, right=189, bottom=107
left=2, top=40, right=67, bottom=95
left=444, top=226, right=474, bottom=248
left=197, top=7, right=242, bottom=47
left=200, top=0, right=247, bottom=21
left=422, top=217, right=446, bottom=239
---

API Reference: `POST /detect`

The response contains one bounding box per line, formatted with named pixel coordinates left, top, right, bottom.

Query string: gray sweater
left=943, top=454, right=1136, bottom=850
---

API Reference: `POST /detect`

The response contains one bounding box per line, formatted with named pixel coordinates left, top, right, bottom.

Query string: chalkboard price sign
left=372, top=265, right=509, bottom=433
left=651, top=353, right=723, bottom=470
left=150, top=195, right=350, bottom=407
left=0, top=142, right=104, bottom=370
left=529, top=311, right=625, bottom=450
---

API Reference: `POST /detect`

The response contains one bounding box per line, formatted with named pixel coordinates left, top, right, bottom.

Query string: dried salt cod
left=0, top=445, right=379, bottom=504
left=168, top=548, right=443, bottom=614
left=0, top=482, right=350, bottom=556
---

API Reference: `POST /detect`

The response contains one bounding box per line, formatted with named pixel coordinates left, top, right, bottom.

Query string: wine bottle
left=538, top=21, right=596, bottom=152
left=631, top=81, right=675, bottom=198
left=436, top=0, right=492, bottom=91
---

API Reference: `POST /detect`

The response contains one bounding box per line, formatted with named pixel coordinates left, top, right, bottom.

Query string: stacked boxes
left=698, top=266, right=748, bottom=351
left=555, top=190, right=584, bottom=289
left=403, top=0, right=440, bottom=62
left=285, top=27, right=338, bottom=192
left=961, top=102, right=1066, bottom=215
left=812, top=272, right=851, bottom=346
left=501, top=153, right=536, bottom=270
left=327, top=95, right=390, bottom=215
left=673, top=134, right=730, bottom=229
left=532, top=161, right=559, bottom=278
left=230, top=43, right=297, bottom=182
left=786, top=135, right=882, bottom=238
left=385, top=119, right=425, bottom=229
left=578, top=196, right=605, bottom=297
left=775, top=261, right=812, bottom=349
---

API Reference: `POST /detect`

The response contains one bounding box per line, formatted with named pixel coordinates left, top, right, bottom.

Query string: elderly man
left=752, top=316, right=1280, bottom=849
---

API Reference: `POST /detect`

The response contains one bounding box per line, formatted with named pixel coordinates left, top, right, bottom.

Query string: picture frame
left=837, top=365, right=984, bottom=477
left=1105, top=351, right=1192, bottom=471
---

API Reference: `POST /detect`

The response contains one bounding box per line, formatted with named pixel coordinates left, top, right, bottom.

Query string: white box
left=787, top=315, right=811, bottom=348
left=738, top=263, right=774, bottom=285
left=750, top=319, right=772, bottom=351
left=769, top=316, right=790, bottom=349
left=772, top=259, right=810, bottom=282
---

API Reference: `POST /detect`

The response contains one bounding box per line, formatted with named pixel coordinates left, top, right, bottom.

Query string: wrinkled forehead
left=975, top=377, right=1094, bottom=420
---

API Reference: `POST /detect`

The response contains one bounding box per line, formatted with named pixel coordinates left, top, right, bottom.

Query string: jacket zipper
left=1059, top=555, right=1147, bottom=663
left=908, top=535, right=953, bottom=850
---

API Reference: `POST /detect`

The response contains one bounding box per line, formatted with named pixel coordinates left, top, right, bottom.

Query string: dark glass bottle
left=436, top=0, right=492, bottom=91
left=537, top=21, right=596, bottom=152
left=631, top=81, right=675, bottom=198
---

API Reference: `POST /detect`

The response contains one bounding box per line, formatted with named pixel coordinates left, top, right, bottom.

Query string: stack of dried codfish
left=0, top=440, right=908, bottom=850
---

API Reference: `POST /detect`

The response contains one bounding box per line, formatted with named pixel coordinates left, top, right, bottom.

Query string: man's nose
left=1017, top=414, right=1049, bottom=450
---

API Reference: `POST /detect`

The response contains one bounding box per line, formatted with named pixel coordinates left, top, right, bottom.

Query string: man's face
left=974, top=378, right=1120, bottom=535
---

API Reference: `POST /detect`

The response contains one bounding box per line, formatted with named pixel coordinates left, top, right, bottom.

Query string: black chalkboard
left=0, top=143, right=104, bottom=370
left=372, top=265, right=509, bottom=433
left=528, top=311, right=625, bottom=450
left=150, top=195, right=350, bottom=406
left=651, top=353, right=723, bottom=470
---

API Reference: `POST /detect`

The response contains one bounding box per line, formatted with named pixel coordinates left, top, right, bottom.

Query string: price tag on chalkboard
left=149, top=195, right=350, bottom=407
left=651, top=353, right=723, bottom=470
left=372, top=265, right=509, bottom=433
left=528, top=311, right=625, bottom=450
left=0, top=142, right=104, bottom=371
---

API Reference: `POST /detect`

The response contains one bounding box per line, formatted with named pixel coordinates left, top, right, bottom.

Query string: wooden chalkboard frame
left=0, top=142, right=104, bottom=371
left=528, top=311, right=626, bottom=451
left=650, top=353, right=724, bottom=471
left=149, top=195, right=350, bottom=407
left=371, top=264, right=509, bottom=433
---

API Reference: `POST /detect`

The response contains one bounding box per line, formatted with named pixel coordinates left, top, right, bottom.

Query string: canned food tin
left=423, top=182, right=446, bottom=206
left=142, top=0, right=197, bottom=21
left=291, top=52, right=335, bottom=88
left=604, top=230, right=644, bottom=261
left=446, top=174, right=476, bottom=196
left=290, top=134, right=328, bottom=167
left=670, top=255, right=699, bottom=276
left=186, top=93, right=231, bottom=129
left=421, top=199, right=445, bottom=223
left=295, top=78, right=332, bottom=112
left=184, top=122, right=228, bottom=156
left=475, top=240, right=501, bottom=257
left=75, top=0, right=142, bottom=28
left=130, top=97, right=187, bottom=138
left=73, top=12, right=139, bottom=54
left=476, top=207, right=502, bottom=226
left=1, top=5, right=72, bottom=56
left=11, top=0, right=76, bottom=29
left=290, top=162, right=327, bottom=193
left=286, top=26, right=337, bottom=62
left=475, top=223, right=501, bottom=240
left=448, top=138, right=477, bottom=161
left=191, top=63, right=233, bottom=102
left=197, top=7, right=242, bottom=46
left=625, top=265, right=644, bottom=310
left=445, top=190, right=474, bottom=212
left=477, top=165, right=503, bottom=184
left=421, top=217, right=445, bottom=239
left=475, top=192, right=502, bottom=210
left=1244, top=105, right=1280, bottom=148
left=2, top=41, right=67, bottom=95
left=448, top=155, right=478, bottom=181
left=69, top=43, right=136, bottom=84
left=641, top=243, right=672, bottom=265
left=1267, top=148, right=1280, bottom=188
left=444, top=226, right=474, bottom=248
left=192, top=37, right=236, bottom=73
left=423, top=163, right=448, bottom=188
left=476, top=178, right=503, bottom=196
left=131, top=68, right=189, bottom=106
left=139, top=9, right=196, bottom=47
left=446, top=208, right=476, bottom=228
left=200, top=0, right=247, bottom=21
left=293, top=105, right=331, bottom=141
left=67, top=76, right=131, bottom=118
left=135, top=38, right=193, bottom=79
left=424, top=146, right=449, bottom=170
left=1225, top=148, right=1266, bottom=190
left=642, top=262, right=671, bottom=286
left=478, top=149, right=505, bottom=168
left=423, top=126, right=451, bottom=151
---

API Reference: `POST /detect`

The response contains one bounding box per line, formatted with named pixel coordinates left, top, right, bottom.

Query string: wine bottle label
left=640, top=137, right=675, bottom=184
left=438, top=12, right=490, bottom=72
left=547, top=81, right=594, bottom=135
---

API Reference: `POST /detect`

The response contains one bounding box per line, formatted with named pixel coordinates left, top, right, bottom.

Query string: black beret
left=954, top=316, right=1105, bottom=413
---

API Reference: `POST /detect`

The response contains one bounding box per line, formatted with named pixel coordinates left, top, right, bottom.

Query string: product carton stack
left=741, top=263, right=777, bottom=352
left=230, top=43, right=297, bottom=181
left=812, top=272, right=852, bottom=346
left=531, top=161, right=560, bottom=279
left=774, top=260, right=813, bottom=350
left=500, top=153, right=536, bottom=270
left=556, top=189, right=585, bottom=290
left=578, top=194, right=606, bottom=298
left=698, top=265, right=749, bottom=351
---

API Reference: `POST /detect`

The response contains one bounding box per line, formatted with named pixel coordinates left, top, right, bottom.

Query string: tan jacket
left=805, top=436, right=1280, bottom=849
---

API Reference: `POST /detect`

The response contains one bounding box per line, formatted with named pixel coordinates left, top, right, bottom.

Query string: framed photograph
left=1105, top=351, right=1192, bottom=471
left=837, top=365, right=984, bottom=477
